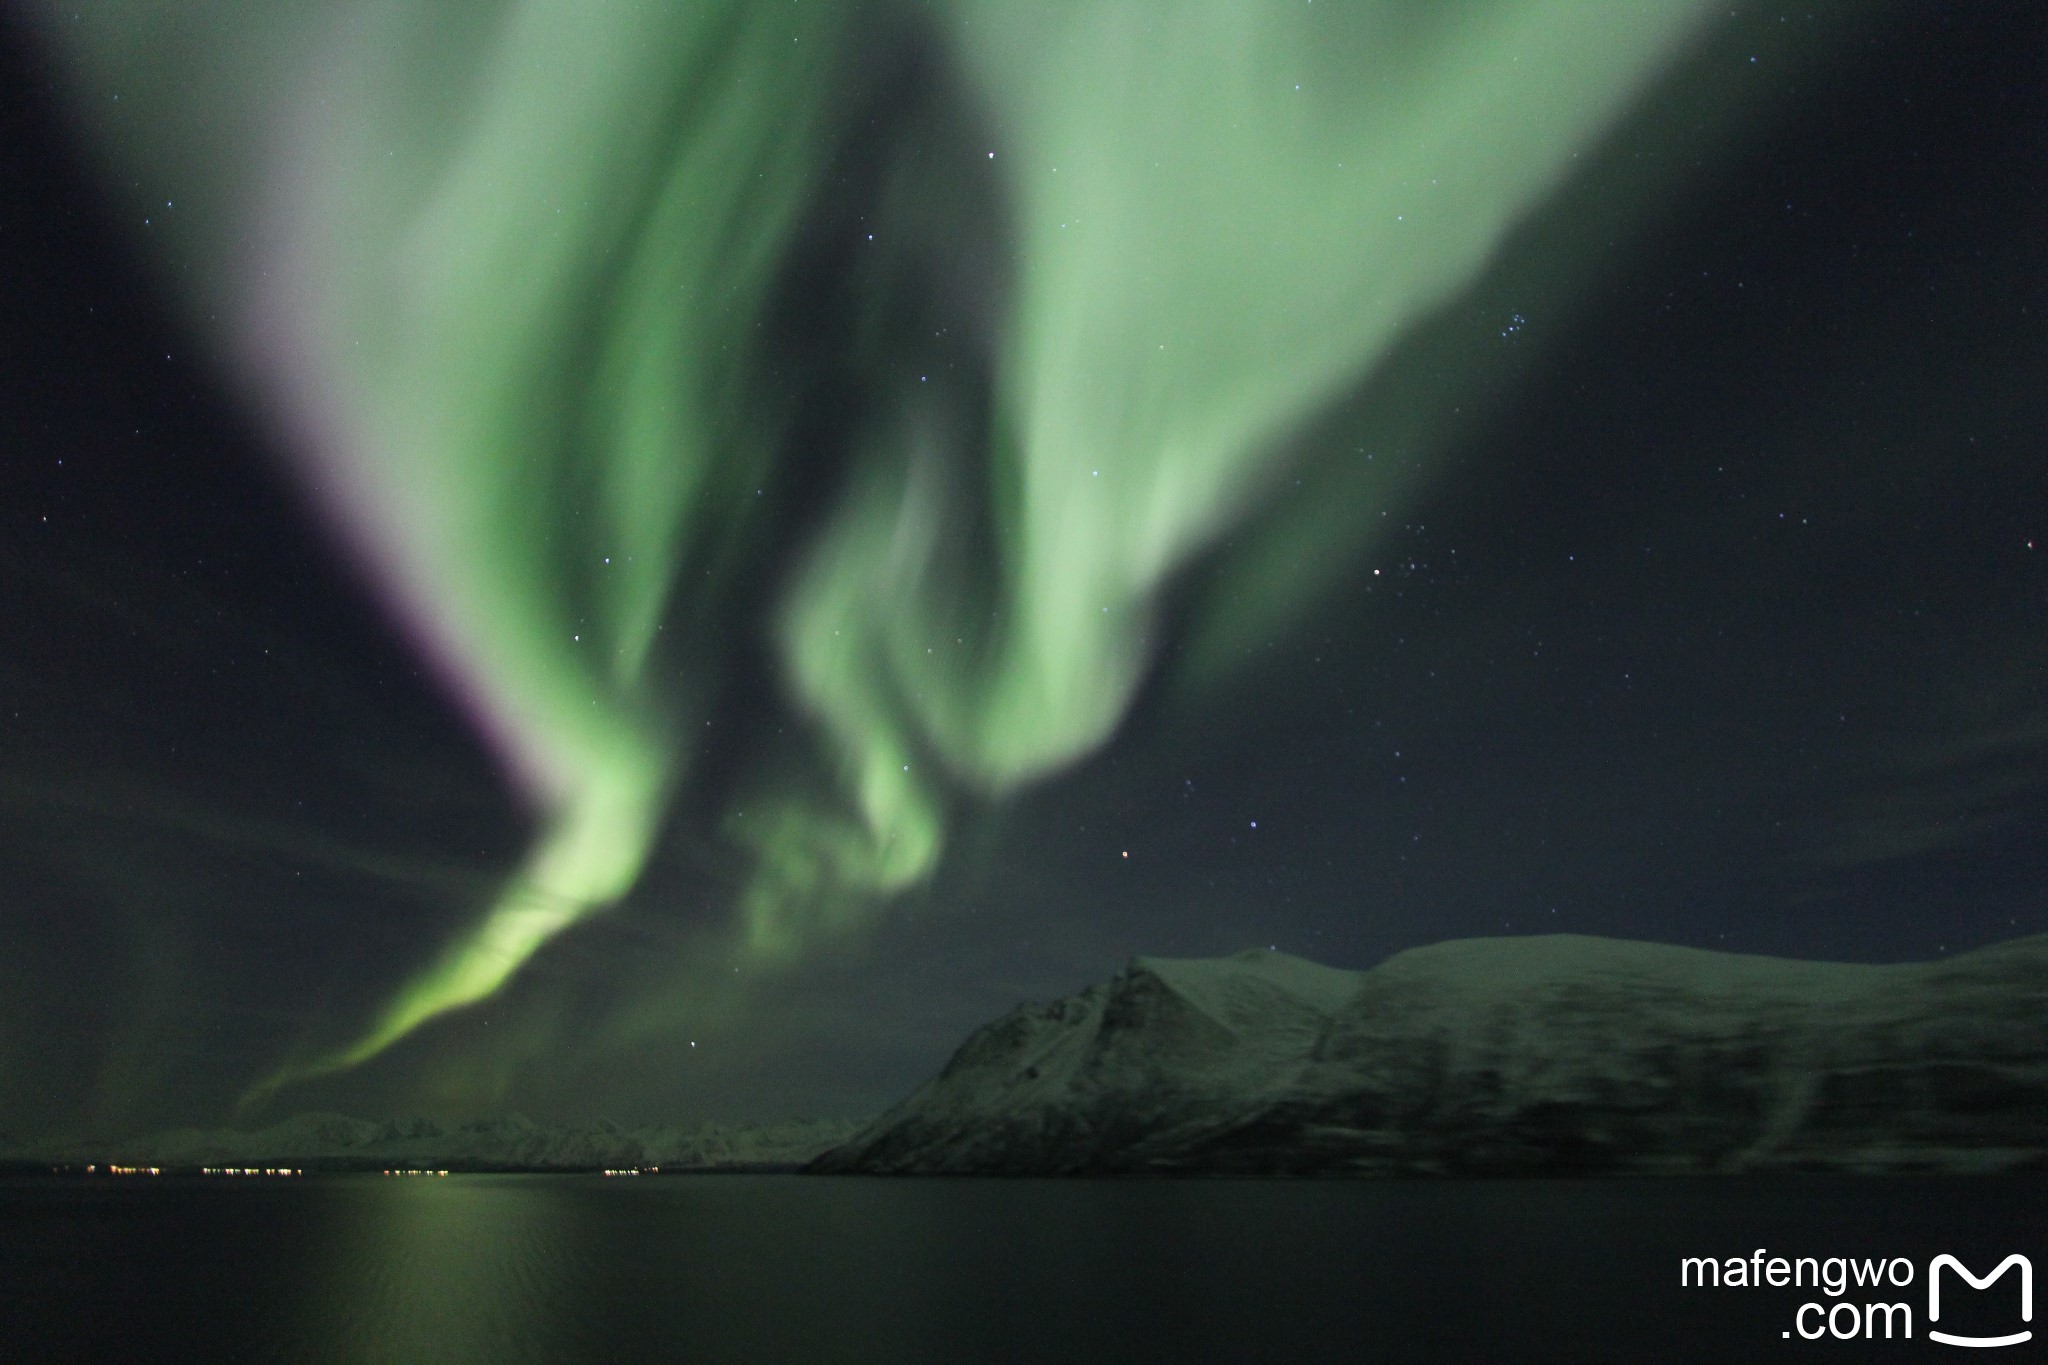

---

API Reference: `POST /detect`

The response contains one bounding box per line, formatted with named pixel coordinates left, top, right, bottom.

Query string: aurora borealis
left=2, top=2, right=2044, bottom=1137
left=32, top=0, right=1719, bottom=1077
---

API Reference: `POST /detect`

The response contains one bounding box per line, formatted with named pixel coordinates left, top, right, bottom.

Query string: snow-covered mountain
left=811, top=933, right=2048, bottom=1175
left=28, top=1113, right=863, bottom=1172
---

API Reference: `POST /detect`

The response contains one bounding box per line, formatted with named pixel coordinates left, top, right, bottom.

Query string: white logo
left=1929, top=1254, right=2032, bottom=1349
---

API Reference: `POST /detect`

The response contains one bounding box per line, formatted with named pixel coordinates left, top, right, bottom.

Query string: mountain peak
left=815, top=932, right=2048, bottom=1175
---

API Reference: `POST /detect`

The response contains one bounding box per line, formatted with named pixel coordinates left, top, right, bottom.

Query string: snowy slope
left=811, top=934, right=2048, bottom=1175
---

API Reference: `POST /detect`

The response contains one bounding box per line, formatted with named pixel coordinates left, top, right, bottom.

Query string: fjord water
left=3, top=1175, right=2040, bottom=1362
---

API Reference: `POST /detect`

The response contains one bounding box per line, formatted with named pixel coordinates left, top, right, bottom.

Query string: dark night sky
left=1, top=3, right=2043, bottom=1141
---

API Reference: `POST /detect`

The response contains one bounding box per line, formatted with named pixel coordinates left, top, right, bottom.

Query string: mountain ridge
left=811, top=933, right=2048, bottom=1175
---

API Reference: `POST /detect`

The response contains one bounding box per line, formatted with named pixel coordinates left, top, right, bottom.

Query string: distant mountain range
left=19, top=933, right=2044, bottom=1178
left=12, top=1112, right=863, bottom=1173
left=812, top=933, right=2048, bottom=1176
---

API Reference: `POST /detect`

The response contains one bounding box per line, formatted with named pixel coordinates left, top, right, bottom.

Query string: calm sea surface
left=2, top=1174, right=2040, bottom=1362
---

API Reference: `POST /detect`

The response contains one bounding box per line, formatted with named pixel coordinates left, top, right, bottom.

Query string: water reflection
left=297, top=1177, right=587, bottom=1363
left=2, top=1174, right=2044, bottom=1362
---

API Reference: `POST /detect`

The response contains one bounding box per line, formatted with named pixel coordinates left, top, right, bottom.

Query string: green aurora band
left=41, top=0, right=1721, bottom=1090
